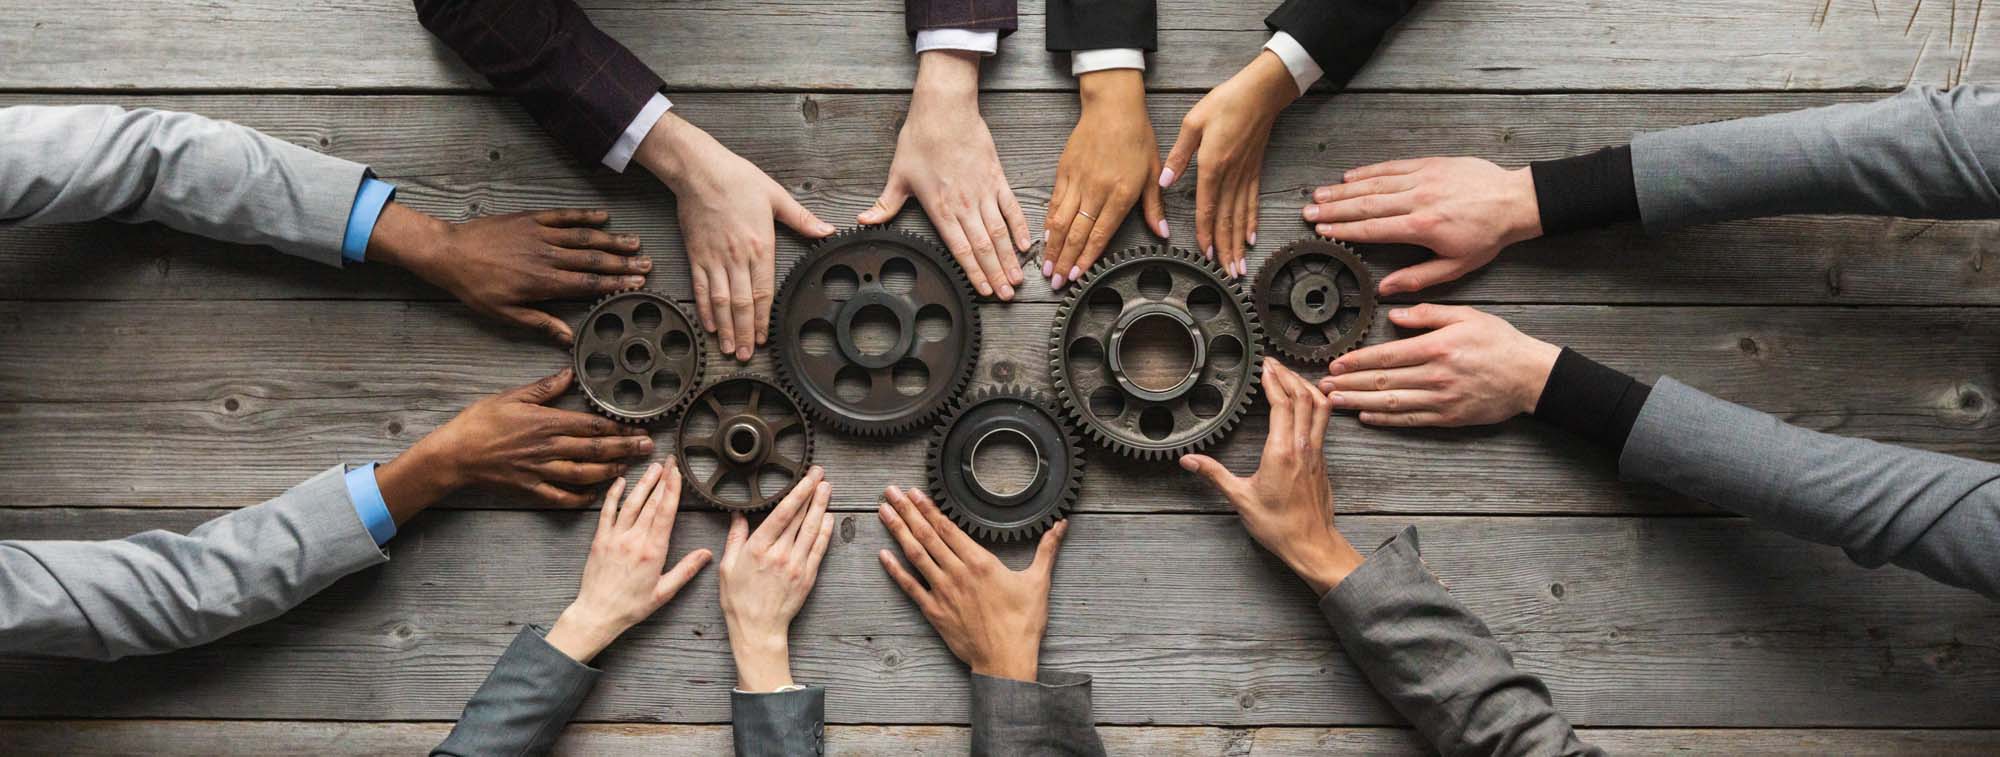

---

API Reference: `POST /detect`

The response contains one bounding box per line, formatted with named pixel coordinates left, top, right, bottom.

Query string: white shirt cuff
left=733, top=684, right=809, bottom=694
left=915, top=29, right=1000, bottom=56
left=1071, top=48, right=1146, bottom=77
left=1263, top=31, right=1323, bottom=96
left=602, top=92, right=674, bottom=173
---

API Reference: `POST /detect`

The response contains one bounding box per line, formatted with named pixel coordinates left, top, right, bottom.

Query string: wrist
left=373, top=436, right=462, bottom=524
left=913, top=50, right=981, bottom=108
left=728, top=629, right=796, bottom=691
left=635, top=111, right=704, bottom=191
left=364, top=202, right=451, bottom=276
left=971, top=651, right=1039, bottom=682
left=1243, top=50, right=1302, bottom=113
left=1078, top=68, right=1144, bottom=111
left=1286, top=530, right=1366, bottom=597
left=546, top=604, right=626, bottom=664
left=1516, top=338, right=1564, bottom=416
left=1501, top=166, right=1545, bottom=244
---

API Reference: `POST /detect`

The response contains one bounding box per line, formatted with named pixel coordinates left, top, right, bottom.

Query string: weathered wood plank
left=0, top=299, right=1992, bottom=513
left=10, top=720, right=2000, bottom=756
left=1, top=510, right=1994, bottom=726
left=0, top=1, right=1988, bottom=91
left=2, top=93, right=1996, bottom=306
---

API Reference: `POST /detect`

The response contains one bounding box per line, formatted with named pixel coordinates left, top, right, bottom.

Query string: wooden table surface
left=3, top=1, right=1998, bottom=754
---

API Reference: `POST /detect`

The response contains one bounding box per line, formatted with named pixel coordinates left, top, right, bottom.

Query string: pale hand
left=1321, top=304, right=1561, bottom=428
left=719, top=467, right=836, bottom=691
left=1304, top=157, right=1541, bottom=295
left=1161, top=50, right=1299, bottom=279
left=545, top=461, right=713, bottom=663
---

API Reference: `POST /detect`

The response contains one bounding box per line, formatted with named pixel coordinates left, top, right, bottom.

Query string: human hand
left=544, top=461, right=713, bottom=663
left=1304, top=157, right=1541, bottom=295
left=1319, top=304, right=1561, bottom=427
left=636, top=112, right=836, bottom=362
left=1161, top=50, right=1299, bottom=279
left=719, top=466, right=835, bottom=692
left=861, top=50, right=1032, bottom=300
left=877, top=485, right=1066, bottom=682
left=1180, top=359, right=1362, bottom=595
left=1043, top=69, right=1166, bottom=290
left=379, top=369, right=653, bottom=513
left=367, top=203, right=649, bottom=345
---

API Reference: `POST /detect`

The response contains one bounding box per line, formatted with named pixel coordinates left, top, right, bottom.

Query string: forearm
left=969, top=672, right=1108, bottom=757
left=1531, top=348, right=1653, bottom=454
left=1322, top=527, right=1600, bottom=756
left=431, top=626, right=602, bottom=757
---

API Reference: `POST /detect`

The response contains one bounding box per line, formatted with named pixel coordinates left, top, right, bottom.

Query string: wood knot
left=222, top=397, right=241, bottom=413
left=990, top=361, right=1017, bottom=383
left=1548, top=582, right=1565, bottom=599
left=1236, top=692, right=1257, bottom=710
left=1737, top=337, right=1761, bottom=357
left=387, top=420, right=405, bottom=436
left=487, top=149, right=501, bottom=162
left=839, top=516, right=856, bottom=543
left=800, top=96, right=820, bottom=124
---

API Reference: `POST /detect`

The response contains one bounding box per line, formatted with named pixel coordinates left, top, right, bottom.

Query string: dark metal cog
left=1253, top=238, right=1374, bottom=362
left=927, top=386, right=1084, bottom=542
left=674, top=375, right=813, bottom=512
left=573, top=291, right=704, bottom=424
left=772, top=226, right=981, bottom=438
left=1049, top=245, right=1263, bottom=462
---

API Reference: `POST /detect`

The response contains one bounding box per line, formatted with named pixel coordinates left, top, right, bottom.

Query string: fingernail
left=999, top=284, right=1014, bottom=299
left=1178, top=456, right=1197, bottom=471
left=624, top=276, right=646, bottom=287
left=1314, top=187, right=1332, bottom=202
left=1158, top=220, right=1171, bottom=237
left=721, top=339, right=734, bottom=353
left=1303, top=205, right=1319, bottom=220
left=638, top=438, right=655, bottom=451
left=1328, top=362, right=1347, bottom=375
left=1390, top=308, right=1408, bottom=318
left=811, top=465, right=823, bottom=476
left=1068, top=265, right=1081, bottom=281
left=1205, top=245, right=1215, bottom=260
left=1159, top=167, right=1176, bottom=187
left=978, top=283, right=993, bottom=296
left=1248, top=232, right=1257, bottom=246
left=1327, top=392, right=1345, bottom=406
left=1239, top=259, right=1249, bottom=277
left=1051, top=274, right=1066, bottom=290
left=818, top=221, right=836, bottom=235
left=1042, top=260, right=1054, bottom=278
left=1317, top=224, right=1334, bottom=236
left=636, top=258, right=653, bottom=271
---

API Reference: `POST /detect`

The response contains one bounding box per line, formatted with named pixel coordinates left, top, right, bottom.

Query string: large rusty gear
left=573, top=291, right=705, bottom=424
left=1253, top=238, right=1375, bottom=363
left=1049, top=245, right=1263, bottom=462
left=772, top=226, right=980, bottom=438
left=674, top=375, right=813, bottom=512
left=927, top=386, right=1084, bottom=543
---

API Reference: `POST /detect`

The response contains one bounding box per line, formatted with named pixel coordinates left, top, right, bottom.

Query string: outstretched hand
left=719, top=466, right=835, bottom=691
left=1321, top=304, right=1560, bottom=428
left=1044, top=69, right=1166, bottom=290
left=1180, top=359, right=1361, bottom=595
left=877, top=485, right=1066, bottom=682
left=545, top=461, right=713, bottom=663
left=1304, top=157, right=1541, bottom=295
left=1161, top=50, right=1299, bottom=279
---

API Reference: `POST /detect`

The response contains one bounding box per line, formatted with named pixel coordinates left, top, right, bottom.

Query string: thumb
left=504, top=306, right=575, bottom=347
left=1379, top=258, right=1473, bottom=297
left=1161, top=124, right=1200, bottom=188
left=510, top=368, right=574, bottom=404
left=726, top=512, right=750, bottom=553
left=772, top=188, right=836, bottom=238
left=1178, top=453, right=1241, bottom=493
left=1029, top=519, right=1069, bottom=580
left=1388, top=303, right=1474, bottom=330
left=1141, top=180, right=1168, bottom=238
left=858, top=179, right=910, bottom=225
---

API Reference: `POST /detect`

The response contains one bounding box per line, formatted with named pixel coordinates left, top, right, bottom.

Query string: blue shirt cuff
left=344, top=462, right=397, bottom=546
left=340, top=176, right=397, bottom=263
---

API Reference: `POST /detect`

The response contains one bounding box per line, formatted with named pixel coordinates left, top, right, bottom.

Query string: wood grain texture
left=0, top=510, right=1993, bottom=726
left=0, top=1, right=1990, bottom=91
left=1, top=93, right=1997, bottom=306
left=0, top=299, right=1992, bottom=512
left=11, top=721, right=2000, bottom=756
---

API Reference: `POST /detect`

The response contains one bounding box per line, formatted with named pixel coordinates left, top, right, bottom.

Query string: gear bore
left=1253, top=238, right=1375, bottom=362
left=675, top=375, right=813, bottom=512
left=1050, top=245, right=1262, bottom=461
left=773, top=226, right=980, bottom=437
left=928, top=386, right=1083, bottom=542
left=573, top=291, right=704, bottom=424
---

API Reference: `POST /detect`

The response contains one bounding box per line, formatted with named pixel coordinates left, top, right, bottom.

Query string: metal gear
left=1049, top=245, right=1263, bottom=461
left=1253, top=238, right=1375, bottom=362
left=674, top=375, right=813, bottom=512
left=773, top=226, right=981, bottom=438
left=927, top=386, right=1084, bottom=542
left=573, top=291, right=705, bottom=424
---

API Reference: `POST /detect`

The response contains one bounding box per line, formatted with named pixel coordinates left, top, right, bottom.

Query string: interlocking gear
left=1049, top=245, right=1263, bottom=461
left=773, top=226, right=980, bottom=437
left=674, top=375, right=813, bottom=512
left=573, top=291, right=704, bottom=424
left=927, top=386, right=1084, bottom=542
left=1253, top=238, right=1374, bottom=362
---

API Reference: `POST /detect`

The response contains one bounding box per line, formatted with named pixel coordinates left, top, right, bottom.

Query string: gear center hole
left=1305, top=287, right=1328, bottom=310
left=970, top=428, right=1041, bottom=500
left=725, top=424, right=760, bottom=461
left=850, top=304, right=901, bottom=357
left=1121, top=312, right=1198, bottom=393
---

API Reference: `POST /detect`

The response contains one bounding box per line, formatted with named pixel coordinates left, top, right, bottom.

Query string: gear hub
left=573, top=291, right=704, bottom=424
left=928, top=386, right=1083, bottom=542
left=674, top=375, right=813, bottom=511
left=1253, top=238, right=1374, bottom=362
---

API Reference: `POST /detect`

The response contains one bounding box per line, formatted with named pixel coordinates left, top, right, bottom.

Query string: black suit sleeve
left=1048, top=0, right=1158, bottom=52
left=1264, top=0, right=1421, bottom=90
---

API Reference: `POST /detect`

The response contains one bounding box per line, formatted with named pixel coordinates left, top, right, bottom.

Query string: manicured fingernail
left=1248, top=232, right=1257, bottom=246
left=1205, top=245, right=1215, bottom=259
left=1239, top=259, right=1249, bottom=277
left=1158, top=220, right=1170, bottom=237
left=1303, top=205, right=1319, bottom=220
left=1159, top=167, right=1176, bottom=187
left=1042, top=260, right=1054, bottom=278
left=1314, top=187, right=1332, bottom=202
left=1069, top=265, right=1081, bottom=281
left=1051, top=274, right=1067, bottom=290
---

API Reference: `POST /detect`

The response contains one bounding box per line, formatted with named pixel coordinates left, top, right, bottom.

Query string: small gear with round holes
left=772, top=226, right=981, bottom=438
left=674, top=374, right=814, bottom=512
left=927, top=386, right=1084, bottom=542
left=1253, top=238, right=1375, bottom=363
left=1049, top=245, right=1262, bottom=461
left=572, top=291, right=705, bottom=424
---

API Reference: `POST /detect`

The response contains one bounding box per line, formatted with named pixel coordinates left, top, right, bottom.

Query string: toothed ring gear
left=573, top=291, right=704, bottom=423
left=773, top=227, right=980, bottom=437
left=1050, top=245, right=1263, bottom=461
left=675, top=375, right=813, bottom=512
left=928, top=386, right=1083, bottom=542
left=1253, top=238, right=1374, bottom=362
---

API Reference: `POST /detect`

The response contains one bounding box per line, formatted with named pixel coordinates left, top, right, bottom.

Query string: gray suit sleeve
left=0, top=104, right=372, bottom=266
left=1320, top=526, right=1601, bottom=757
left=432, top=625, right=602, bottom=757
left=969, top=671, right=1107, bottom=757
left=731, top=686, right=825, bottom=756
left=1632, top=85, right=2000, bottom=231
left=0, top=465, right=389, bottom=660
left=1622, top=378, right=2000, bottom=598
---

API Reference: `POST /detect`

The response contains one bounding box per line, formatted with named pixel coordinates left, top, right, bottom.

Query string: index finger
left=533, top=208, right=611, bottom=227
left=1344, top=159, right=1430, bottom=183
left=543, top=408, right=641, bottom=438
left=887, top=484, right=966, bottom=572
left=1260, top=358, right=1293, bottom=461
left=910, top=488, right=989, bottom=569
left=1329, top=333, right=1440, bottom=375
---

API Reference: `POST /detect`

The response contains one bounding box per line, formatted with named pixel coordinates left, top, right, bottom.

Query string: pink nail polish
left=1051, top=274, right=1067, bottom=290
left=1205, top=245, right=1215, bottom=259
left=1042, top=260, right=1054, bottom=277
left=1159, top=167, right=1177, bottom=187
left=1069, top=265, right=1081, bottom=281
left=1159, top=220, right=1171, bottom=237
left=1248, top=232, right=1257, bottom=246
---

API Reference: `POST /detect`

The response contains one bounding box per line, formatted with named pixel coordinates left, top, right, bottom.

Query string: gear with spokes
left=573, top=291, right=705, bottom=424
left=927, top=386, right=1084, bottom=542
left=772, top=226, right=981, bottom=438
left=1253, top=238, right=1374, bottom=362
left=674, top=375, right=813, bottom=512
left=1049, top=245, right=1263, bottom=461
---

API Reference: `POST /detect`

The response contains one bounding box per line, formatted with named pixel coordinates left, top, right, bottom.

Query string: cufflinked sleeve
left=431, top=625, right=603, bottom=757
left=1263, top=0, right=1420, bottom=91
left=1047, top=0, right=1157, bottom=52
left=969, top=671, right=1108, bottom=756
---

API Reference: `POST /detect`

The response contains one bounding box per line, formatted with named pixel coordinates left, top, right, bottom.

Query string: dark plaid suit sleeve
left=1048, top=0, right=1157, bottom=51
left=415, top=0, right=666, bottom=166
left=906, top=0, right=1019, bottom=35
left=1265, top=0, right=1420, bottom=90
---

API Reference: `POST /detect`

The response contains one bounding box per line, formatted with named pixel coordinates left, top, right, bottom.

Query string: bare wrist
left=1502, top=167, right=1545, bottom=244
left=1287, top=531, right=1366, bottom=597
left=971, top=652, right=1039, bottom=682
left=635, top=111, right=702, bottom=190
left=729, top=630, right=796, bottom=691
left=1078, top=68, right=1144, bottom=110
left=1243, top=50, right=1302, bottom=112
left=373, top=437, right=461, bottom=524
left=914, top=50, right=981, bottom=107
left=364, top=202, right=450, bottom=275
left=546, top=605, right=625, bottom=664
